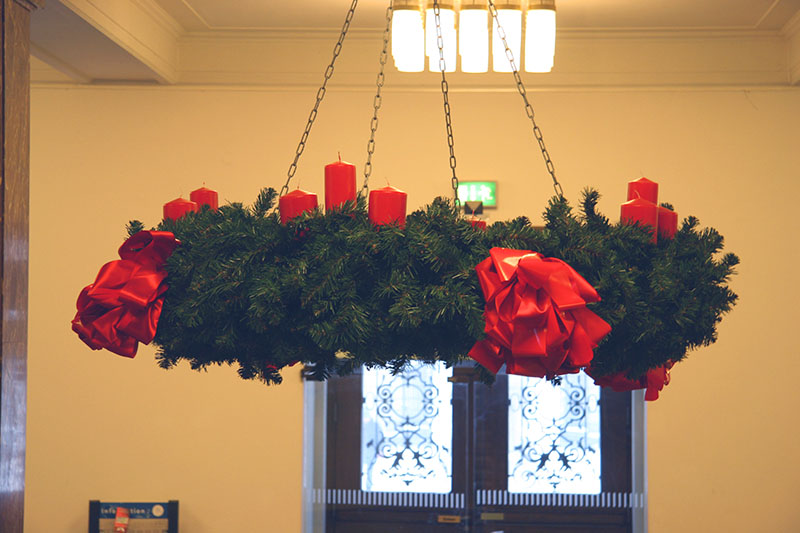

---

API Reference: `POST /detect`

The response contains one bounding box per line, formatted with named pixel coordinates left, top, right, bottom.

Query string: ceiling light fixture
left=525, top=0, right=556, bottom=72
left=459, top=1, right=489, bottom=73
left=492, top=1, right=523, bottom=72
left=391, top=1, right=425, bottom=72
left=425, top=1, right=457, bottom=72
left=391, top=0, right=557, bottom=74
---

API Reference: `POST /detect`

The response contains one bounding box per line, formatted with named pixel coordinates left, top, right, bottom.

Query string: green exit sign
left=457, top=181, right=497, bottom=208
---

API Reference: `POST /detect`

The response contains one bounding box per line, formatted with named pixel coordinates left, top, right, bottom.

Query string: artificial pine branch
left=127, top=220, right=145, bottom=237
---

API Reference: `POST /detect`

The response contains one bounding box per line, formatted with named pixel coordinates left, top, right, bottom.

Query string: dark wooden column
left=0, top=1, right=40, bottom=531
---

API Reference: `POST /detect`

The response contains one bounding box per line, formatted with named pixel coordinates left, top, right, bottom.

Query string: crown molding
left=181, top=27, right=387, bottom=42
left=179, top=26, right=782, bottom=43
left=29, top=14, right=800, bottom=89
left=556, top=27, right=782, bottom=40
left=174, top=27, right=790, bottom=89
left=30, top=81, right=800, bottom=93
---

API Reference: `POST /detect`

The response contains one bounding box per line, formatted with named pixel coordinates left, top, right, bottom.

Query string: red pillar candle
left=324, top=155, right=357, bottom=212
left=190, top=186, right=219, bottom=210
left=621, top=198, right=658, bottom=242
left=368, top=186, right=408, bottom=227
left=279, top=189, right=318, bottom=224
left=470, top=219, right=487, bottom=230
left=163, top=197, right=198, bottom=221
left=658, top=205, right=678, bottom=240
left=627, top=177, right=659, bottom=204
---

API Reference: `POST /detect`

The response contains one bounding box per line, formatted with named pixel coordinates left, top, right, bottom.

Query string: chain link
left=361, top=1, right=393, bottom=196
left=433, top=0, right=460, bottom=207
left=487, top=0, right=563, bottom=198
left=280, top=0, right=359, bottom=198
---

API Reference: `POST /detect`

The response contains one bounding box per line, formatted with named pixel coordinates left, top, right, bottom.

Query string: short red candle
left=627, top=177, right=659, bottom=204
left=470, top=219, right=487, bottom=230
left=621, top=198, right=659, bottom=242
left=368, top=186, right=407, bottom=227
left=324, top=156, right=357, bottom=212
left=657, top=205, right=678, bottom=240
left=279, top=189, right=318, bottom=224
left=190, top=186, right=219, bottom=210
left=163, top=197, right=198, bottom=221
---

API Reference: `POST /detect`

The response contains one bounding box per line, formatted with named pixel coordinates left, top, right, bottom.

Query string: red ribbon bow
left=587, top=363, right=673, bottom=401
left=468, top=247, right=612, bottom=378
left=72, top=231, right=179, bottom=358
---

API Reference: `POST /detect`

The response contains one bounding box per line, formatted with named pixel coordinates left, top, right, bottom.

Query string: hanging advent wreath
left=71, top=0, right=738, bottom=401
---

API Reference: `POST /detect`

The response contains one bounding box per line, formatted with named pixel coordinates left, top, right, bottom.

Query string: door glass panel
left=507, top=373, right=602, bottom=494
left=361, top=361, right=453, bottom=493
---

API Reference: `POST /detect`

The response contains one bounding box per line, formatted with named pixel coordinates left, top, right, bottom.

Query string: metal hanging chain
left=433, top=0, right=460, bottom=207
left=487, top=0, right=563, bottom=198
left=361, top=1, right=393, bottom=197
left=280, top=0, right=359, bottom=198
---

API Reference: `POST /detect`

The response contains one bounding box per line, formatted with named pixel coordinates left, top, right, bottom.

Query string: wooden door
left=472, top=375, right=632, bottom=532
left=324, top=366, right=633, bottom=532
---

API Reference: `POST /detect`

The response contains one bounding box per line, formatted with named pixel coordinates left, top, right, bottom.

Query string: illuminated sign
left=457, top=181, right=497, bottom=208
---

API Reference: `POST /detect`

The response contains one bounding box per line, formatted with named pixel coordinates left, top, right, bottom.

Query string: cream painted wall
left=27, top=84, right=800, bottom=532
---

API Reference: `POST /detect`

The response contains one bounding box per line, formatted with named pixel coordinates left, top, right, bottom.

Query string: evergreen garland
left=128, top=187, right=738, bottom=385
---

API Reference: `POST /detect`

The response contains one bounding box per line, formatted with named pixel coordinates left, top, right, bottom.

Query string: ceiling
left=31, top=0, right=162, bottom=83
left=30, top=0, right=800, bottom=86
left=158, top=0, right=800, bottom=31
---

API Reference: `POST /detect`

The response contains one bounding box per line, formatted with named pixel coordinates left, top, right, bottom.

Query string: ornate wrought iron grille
left=361, top=362, right=453, bottom=493
left=508, top=373, right=602, bottom=494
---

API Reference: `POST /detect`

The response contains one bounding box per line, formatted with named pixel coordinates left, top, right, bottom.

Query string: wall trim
left=31, top=81, right=800, bottom=93
left=31, top=10, right=800, bottom=89
left=174, top=28, right=790, bottom=88
left=179, top=26, right=784, bottom=43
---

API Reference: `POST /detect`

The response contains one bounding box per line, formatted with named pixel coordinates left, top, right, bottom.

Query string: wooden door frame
left=0, top=1, right=41, bottom=531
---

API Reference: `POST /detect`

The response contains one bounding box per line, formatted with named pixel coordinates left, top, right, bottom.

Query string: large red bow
left=468, top=248, right=612, bottom=378
left=72, top=231, right=179, bottom=358
left=587, top=363, right=673, bottom=401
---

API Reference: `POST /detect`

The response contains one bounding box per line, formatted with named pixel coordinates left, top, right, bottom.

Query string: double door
left=324, top=364, right=635, bottom=532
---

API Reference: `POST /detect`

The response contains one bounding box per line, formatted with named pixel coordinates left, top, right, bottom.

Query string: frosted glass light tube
left=425, top=5, right=457, bottom=72
left=392, top=8, right=425, bottom=72
left=525, top=6, right=556, bottom=72
left=459, top=7, right=489, bottom=73
left=492, top=8, right=523, bottom=72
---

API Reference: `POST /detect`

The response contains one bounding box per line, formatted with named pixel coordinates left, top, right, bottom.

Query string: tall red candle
left=627, top=177, right=659, bottom=204
left=190, top=186, right=219, bottom=210
left=324, top=155, right=357, bottom=212
left=279, top=189, right=318, bottom=224
left=620, top=198, right=658, bottom=242
left=163, top=197, right=198, bottom=221
left=658, top=205, right=678, bottom=240
left=368, top=186, right=407, bottom=227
